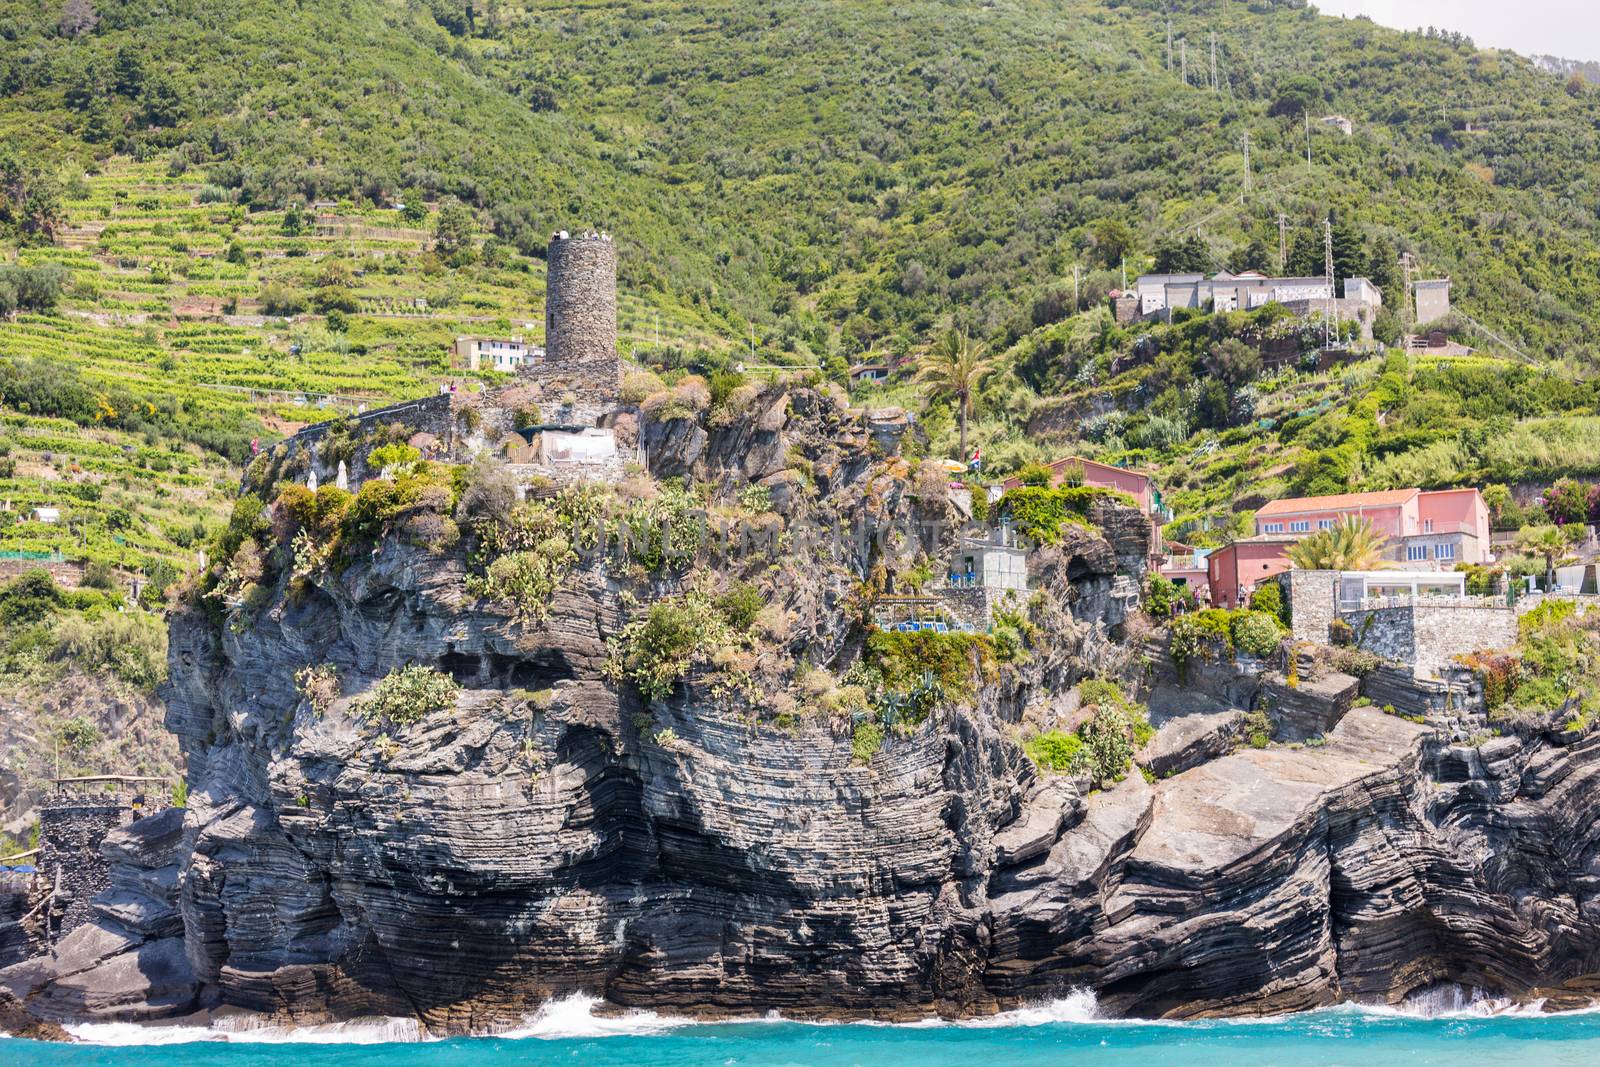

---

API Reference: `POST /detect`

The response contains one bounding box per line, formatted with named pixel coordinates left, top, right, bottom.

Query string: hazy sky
left=1315, top=1, right=1600, bottom=60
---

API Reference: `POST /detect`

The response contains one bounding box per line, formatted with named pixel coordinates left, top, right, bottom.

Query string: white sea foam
left=500, top=992, right=697, bottom=1040
left=65, top=1015, right=426, bottom=1046
left=959, top=989, right=1103, bottom=1027
left=40, top=984, right=1600, bottom=1047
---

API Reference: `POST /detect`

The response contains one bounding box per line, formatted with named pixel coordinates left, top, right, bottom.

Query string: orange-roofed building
left=1252, top=487, right=1491, bottom=569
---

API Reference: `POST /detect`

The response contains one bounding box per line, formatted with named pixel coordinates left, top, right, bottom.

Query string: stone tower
left=545, top=231, right=619, bottom=395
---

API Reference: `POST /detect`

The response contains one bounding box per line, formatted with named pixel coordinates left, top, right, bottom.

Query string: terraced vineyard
left=0, top=157, right=736, bottom=581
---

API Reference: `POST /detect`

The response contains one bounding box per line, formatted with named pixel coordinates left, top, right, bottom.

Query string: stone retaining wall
left=1343, top=602, right=1517, bottom=679
left=1283, top=570, right=1338, bottom=644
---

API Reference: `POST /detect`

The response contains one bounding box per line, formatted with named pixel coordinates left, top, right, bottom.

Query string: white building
left=28, top=507, right=61, bottom=524
left=950, top=528, right=1028, bottom=592
left=1336, top=570, right=1467, bottom=611
left=1136, top=271, right=1343, bottom=316
left=453, top=336, right=543, bottom=372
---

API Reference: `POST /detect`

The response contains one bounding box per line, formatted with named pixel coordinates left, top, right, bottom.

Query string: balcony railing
left=1338, top=594, right=1499, bottom=612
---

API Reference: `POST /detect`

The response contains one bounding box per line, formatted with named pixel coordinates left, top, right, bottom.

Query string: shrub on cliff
left=995, top=485, right=1136, bottom=545
left=1143, top=573, right=1196, bottom=618
left=457, top=454, right=518, bottom=528
left=51, top=611, right=167, bottom=691
left=1231, top=610, right=1286, bottom=659
left=355, top=665, right=459, bottom=727
left=466, top=539, right=576, bottom=622
left=864, top=630, right=996, bottom=713
left=1024, top=730, right=1085, bottom=774
left=851, top=720, right=886, bottom=763
left=620, top=370, right=666, bottom=406
left=368, top=442, right=421, bottom=475
left=1169, top=608, right=1234, bottom=679
left=607, top=592, right=751, bottom=703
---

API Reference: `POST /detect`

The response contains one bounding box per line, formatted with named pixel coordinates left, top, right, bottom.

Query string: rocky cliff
left=9, top=383, right=1600, bottom=1035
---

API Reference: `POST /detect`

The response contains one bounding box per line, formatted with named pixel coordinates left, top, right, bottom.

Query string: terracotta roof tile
left=1255, top=488, right=1419, bottom=518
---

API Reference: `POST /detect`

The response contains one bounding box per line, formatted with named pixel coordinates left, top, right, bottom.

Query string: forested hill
left=5, top=0, right=1600, bottom=364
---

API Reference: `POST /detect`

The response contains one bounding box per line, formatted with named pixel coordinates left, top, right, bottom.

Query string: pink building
left=1207, top=538, right=1294, bottom=610
left=1003, top=456, right=1158, bottom=516
left=1253, top=487, right=1491, bottom=568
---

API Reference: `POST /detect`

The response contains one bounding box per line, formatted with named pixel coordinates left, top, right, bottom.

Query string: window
left=1289, top=520, right=1310, bottom=533
left=1407, top=544, right=1430, bottom=562
left=1318, top=519, right=1335, bottom=530
left=1436, top=543, right=1456, bottom=561
left=1263, top=522, right=1284, bottom=533
left=1423, top=519, right=1434, bottom=533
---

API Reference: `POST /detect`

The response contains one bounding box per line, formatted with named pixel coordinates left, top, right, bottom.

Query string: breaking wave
left=40, top=984, right=1600, bottom=1048
left=500, top=992, right=699, bottom=1039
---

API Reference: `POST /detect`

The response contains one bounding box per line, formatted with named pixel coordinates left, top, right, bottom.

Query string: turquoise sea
left=7, top=997, right=1600, bottom=1067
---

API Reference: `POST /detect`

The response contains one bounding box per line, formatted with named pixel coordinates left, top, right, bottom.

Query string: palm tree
left=1516, top=523, right=1583, bottom=591
left=1286, top=515, right=1389, bottom=571
left=915, top=328, right=996, bottom=459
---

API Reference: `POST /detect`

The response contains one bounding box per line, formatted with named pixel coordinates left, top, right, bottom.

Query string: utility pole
left=1181, top=40, right=1189, bottom=85
left=1400, top=251, right=1415, bottom=342
left=1073, top=264, right=1081, bottom=314
left=1167, top=16, right=1174, bottom=72
left=1242, top=132, right=1251, bottom=197
left=1323, top=218, right=1335, bottom=350
left=1210, top=32, right=1218, bottom=92
left=1121, top=258, right=1127, bottom=292
left=1277, top=212, right=1288, bottom=274
left=1305, top=112, right=1312, bottom=168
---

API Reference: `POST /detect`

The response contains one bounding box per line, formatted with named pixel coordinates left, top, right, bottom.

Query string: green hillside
left=6, top=0, right=1600, bottom=363
left=1, top=0, right=1600, bottom=716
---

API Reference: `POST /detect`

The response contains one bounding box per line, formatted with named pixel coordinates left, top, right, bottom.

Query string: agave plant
left=1286, top=515, right=1390, bottom=571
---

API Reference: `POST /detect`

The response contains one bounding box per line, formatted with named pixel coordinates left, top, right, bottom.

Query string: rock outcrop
left=11, top=383, right=1600, bottom=1035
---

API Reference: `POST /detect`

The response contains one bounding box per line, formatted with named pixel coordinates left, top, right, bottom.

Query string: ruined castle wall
left=38, top=799, right=131, bottom=938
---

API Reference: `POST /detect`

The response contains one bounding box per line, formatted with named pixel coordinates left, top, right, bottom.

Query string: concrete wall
left=1415, top=280, right=1451, bottom=325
